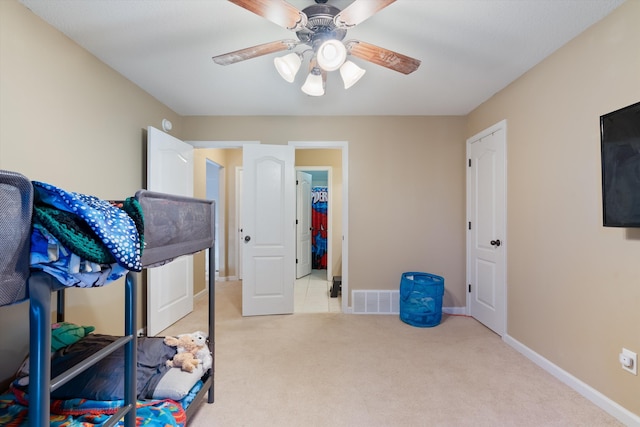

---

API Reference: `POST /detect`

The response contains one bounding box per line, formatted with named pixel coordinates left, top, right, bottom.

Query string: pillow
left=152, top=364, right=205, bottom=401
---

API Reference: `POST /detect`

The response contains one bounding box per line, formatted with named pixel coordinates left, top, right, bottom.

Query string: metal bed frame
left=0, top=170, right=215, bottom=426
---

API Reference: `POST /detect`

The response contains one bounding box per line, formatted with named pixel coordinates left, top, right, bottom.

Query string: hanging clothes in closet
left=311, top=186, right=328, bottom=270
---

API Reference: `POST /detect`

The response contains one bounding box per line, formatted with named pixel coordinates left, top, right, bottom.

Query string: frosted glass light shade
left=339, top=60, right=366, bottom=89
left=274, top=53, right=302, bottom=83
left=301, top=72, right=324, bottom=96
left=316, top=39, right=347, bottom=71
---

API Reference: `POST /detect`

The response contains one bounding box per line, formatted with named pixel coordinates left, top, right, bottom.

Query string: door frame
left=235, top=166, right=243, bottom=281
left=188, top=139, right=349, bottom=314
left=295, top=170, right=313, bottom=279
left=289, top=141, right=348, bottom=314
left=465, top=120, right=507, bottom=336
left=205, top=159, right=224, bottom=285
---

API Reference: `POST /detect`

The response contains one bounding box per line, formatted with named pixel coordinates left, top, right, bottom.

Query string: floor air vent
left=352, top=290, right=400, bottom=314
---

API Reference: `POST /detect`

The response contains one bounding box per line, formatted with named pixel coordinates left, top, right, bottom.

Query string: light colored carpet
left=161, top=282, right=621, bottom=427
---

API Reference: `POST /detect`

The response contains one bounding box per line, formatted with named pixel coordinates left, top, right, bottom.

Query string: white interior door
left=146, top=126, right=194, bottom=335
left=242, top=144, right=295, bottom=316
left=296, top=171, right=312, bottom=279
left=467, top=121, right=507, bottom=336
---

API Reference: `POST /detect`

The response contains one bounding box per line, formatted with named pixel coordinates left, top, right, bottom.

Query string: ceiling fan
left=212, top=0, right=421, bottom=96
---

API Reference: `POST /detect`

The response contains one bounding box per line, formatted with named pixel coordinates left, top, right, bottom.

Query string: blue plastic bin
left=399, top=272, right=444, bottom=327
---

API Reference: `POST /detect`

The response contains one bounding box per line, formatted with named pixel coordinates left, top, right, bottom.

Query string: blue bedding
left=30, top=181, right=143, bottom=288
left=0, top=388, right=191, bottom=426
left=14, top=335, right=176, bottom=401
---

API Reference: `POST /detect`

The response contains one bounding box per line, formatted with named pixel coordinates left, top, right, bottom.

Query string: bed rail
left=135, top=190, right=216, bottom=414
left=135, top=190, right=215, bottom=267
left=0, top=170, right=32, bottom=306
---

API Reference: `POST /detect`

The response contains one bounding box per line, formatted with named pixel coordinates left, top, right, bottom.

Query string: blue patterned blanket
left=0, top=381, right=203, bottom=426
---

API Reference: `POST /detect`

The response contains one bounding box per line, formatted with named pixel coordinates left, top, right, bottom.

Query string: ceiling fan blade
left=228, top=0, right=307, bottom=31
left=334, top=0, right=397, bottom=28
left=213, top=40, right=298, bottom=66
left=346, top=40, right=421, bottom=75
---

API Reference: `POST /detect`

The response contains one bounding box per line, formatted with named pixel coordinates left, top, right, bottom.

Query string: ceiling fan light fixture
left=316, top=39, right=347, bottom=72
left=301, top=69, right=324, bottom=96
left=274, top=52, right=302, bottom=83
left=339, top=60, right=366, bottom=89
left=216, top=1, right=422, bottom=99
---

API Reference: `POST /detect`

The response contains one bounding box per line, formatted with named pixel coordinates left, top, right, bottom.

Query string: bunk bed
left=0, top=169, right=215, bottom=426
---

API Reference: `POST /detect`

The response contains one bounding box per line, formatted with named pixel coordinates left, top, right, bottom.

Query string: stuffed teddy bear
left=164, top=334, right=204, bottom=373
left=166, top=351, right=200, bottom=373
left=190, top=331, right=212, bottom=371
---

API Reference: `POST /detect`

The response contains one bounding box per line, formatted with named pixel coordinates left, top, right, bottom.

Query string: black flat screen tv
left=601, top=101, right=640, bottom=227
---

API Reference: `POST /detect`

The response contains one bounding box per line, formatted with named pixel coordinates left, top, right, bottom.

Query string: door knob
left=244, top=235, right=251, bottom=243
left=490, top=239, right=501, bottom=247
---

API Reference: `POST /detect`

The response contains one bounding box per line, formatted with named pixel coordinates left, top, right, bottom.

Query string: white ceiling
left=18, top=0, right=625, bottom=116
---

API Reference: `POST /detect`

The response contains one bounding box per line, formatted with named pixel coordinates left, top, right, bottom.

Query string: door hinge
left=468, top=284, right=471, bottom=292
left=468, top=159, right=471, bottom=167
left=296, top=179, right=299, bottom=185
left=296, top=219, right=298, bottom=224
left=468, top=221, right=471, bottom=230
left=296, top=259, right=298, bottom=264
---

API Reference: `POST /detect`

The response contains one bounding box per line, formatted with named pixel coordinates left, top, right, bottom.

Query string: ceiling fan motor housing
left=297, top=4, right=347, bottom=47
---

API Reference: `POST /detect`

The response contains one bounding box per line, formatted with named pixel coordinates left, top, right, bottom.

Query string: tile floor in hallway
left=294, top=269, right=341, bottom=313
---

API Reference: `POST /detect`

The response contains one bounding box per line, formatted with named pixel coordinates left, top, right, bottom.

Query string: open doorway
left=291, top=142, right=347, bottom=313
left=296, top=167, right=331, bottom=280
left=294, top=167, right=340, bottom=313
left=190, top=140, right=349, bottom=314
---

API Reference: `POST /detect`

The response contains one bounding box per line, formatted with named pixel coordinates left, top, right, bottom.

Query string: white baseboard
left=504, top=334, right=640, bottom=426
left=443, top=306, right=467, bottom=315
left=194, top=288, right=208, bottom=300
left=205, top=275, right=238, bottom=283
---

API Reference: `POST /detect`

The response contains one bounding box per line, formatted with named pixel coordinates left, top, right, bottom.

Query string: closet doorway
left=294, top=167, right=340, bottom=313
left=296, top=168, right=331, bottom=280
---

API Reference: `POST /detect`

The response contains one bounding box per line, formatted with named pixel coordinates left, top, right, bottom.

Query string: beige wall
left=182, top=116, right=468, bottom=308
left=467, top=0, right=640, bottom=416
left=0, top=0, right=182, bottom=387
